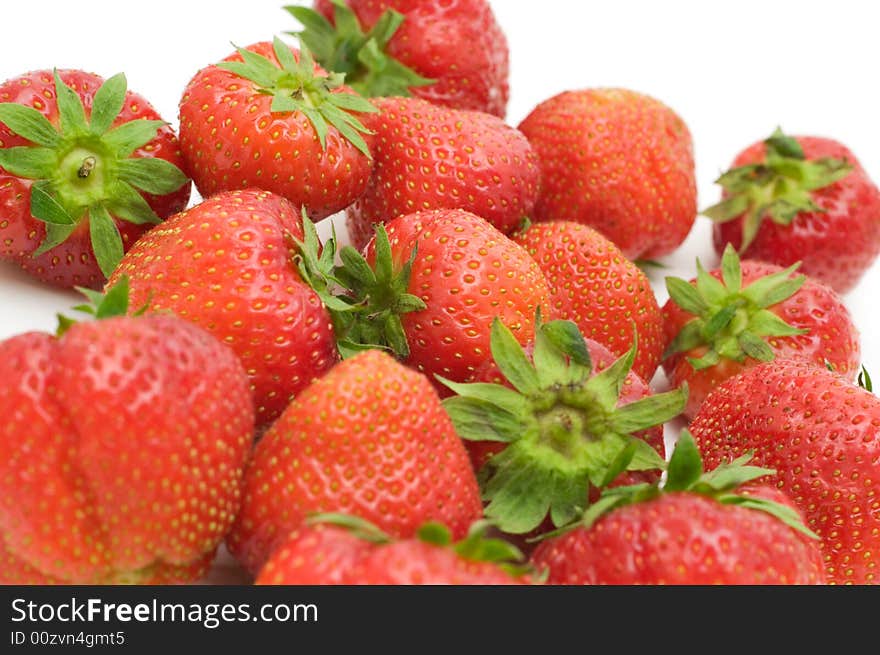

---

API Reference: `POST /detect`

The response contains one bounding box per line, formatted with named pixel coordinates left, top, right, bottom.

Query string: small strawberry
left=226, top=349, right=483, bottom=575
left=531, top=432, right=825, bottom=585
left=256, top=516, right=528, bottom=585
left=109, top=188, right=338, bottom=426
left=0, top=69, right=190, bottom=288
left=517, top=88, right=696, bottom=260
left=706, top=128, right=880, bottom=294
left=0, top=279, right=254, bottom=584
left=662, top=244, right=859, bottom=418
left=689, top=359, right=880, bottom=585
left=289, top=0, right=510, bottom=117
left=178, top=37, right=376, bottom=220
left=512, top=220, right=665, bottom=382
left=344, top=97, right=540, bottom=249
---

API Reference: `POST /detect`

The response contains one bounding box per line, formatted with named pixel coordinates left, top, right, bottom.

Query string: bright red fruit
left=513, top=220, right=665, bottom=382
left=226, top=349, right=483, bottom=575
left=178, top=38, right=376, bottom=220
left=708, top=129, right=880, bottom=294
left=0, top=69, right=190, bottom=288
left=109, top=188, right=338, bottom=426
left=689, top=360, right=880, bottom=585
left=518, top=88, right=696, bottom=260
left=345, top=97, right=540, bottom=249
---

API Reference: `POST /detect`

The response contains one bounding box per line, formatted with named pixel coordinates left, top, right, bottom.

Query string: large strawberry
left=226, top=348, right=483, bottom=574
left=518, top=88, right=696, bottom=260
left=0, top=69, right=190, bottom=289
left=344, top=97, right=540, bottom=249
left=289, top=0, right=509, bottom=117
left=178, top=37, right=376, bottom=220
left=109, top=188, right=338, bottom=426
left=706, top=128, right=880, bottom=294
left=531, top=432, right=825, bottom=585
left=0, top=279, right=254, bottom=584
left=689, top=360, right=880, bottom=585
left=662, top=244, right=859, bottom=418
left=513, top=220, right=665, bottom=382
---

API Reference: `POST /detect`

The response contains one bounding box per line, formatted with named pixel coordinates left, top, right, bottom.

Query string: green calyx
left=285, top=0, right=434, bottom=99
left=217, top=36, right=378, bottom=158
left=664, top=244, right=808, bottom=371
left=439, top=317, right=687, bottom=535
left=0, top=71, right=189, bottom=278
left=55, top=275, right=145, bottom=336
left=703, top=127, right=853, bottom=251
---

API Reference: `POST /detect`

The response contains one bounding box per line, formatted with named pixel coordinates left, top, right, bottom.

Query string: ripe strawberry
left=0, top=280, right=254, bottom=584
left=689, top=359, right=880, bottom=585
left=109, top=188, right=338, bottom=426
left=0, top=69, right=190, bottom=289
left=707, top=128, right=880, bottom=294
left=256, top=517, right=527, bottom=585
left=289, top=0, right=510, bottom=117
left=512, top=220, right=664, bottom=381
left=344, top=97, right=540, bottom=249
left=518, top=88, right=696, bottom=260
left=226, top=349, right=483, bottom=574
left=662, top=244, right=859, bottom=418
left=178, top=38, right=376, bottom=220
left=531, top=432, right=825, bottom=585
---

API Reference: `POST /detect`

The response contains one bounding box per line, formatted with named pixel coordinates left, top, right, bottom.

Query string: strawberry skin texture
left=689, top=360, right=880, bottom=585
left=255, top=525, right=373, bottom=585
left=0, top=69, right=190, bottom=289
left=662, top=260, right=860, bottom=418
left=110, top=189, right=338, bottom=426
left=367, top=208, right=553, bottom=389
left=178, top=41, right=374, bottom=220
left=531, top=487, right=825, bottom=585
left=513, top=220, right=664, bottom=381
left=0, top=318, right=254, bottom=584
left=518, top=88, right=696, bottom=260
left=347, top=97, right=540, bottom=249
left=713, top=137, right=880, bottom=294
left=227, top=349, right=483, bottom=575
left=314, top=0, right=509, bottom=117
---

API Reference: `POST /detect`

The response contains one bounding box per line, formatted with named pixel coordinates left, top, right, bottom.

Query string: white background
left=1, top=1, right=878, bottom=581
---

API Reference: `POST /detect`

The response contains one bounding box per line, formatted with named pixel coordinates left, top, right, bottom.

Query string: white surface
left=1, top=1, right=878, bottom=583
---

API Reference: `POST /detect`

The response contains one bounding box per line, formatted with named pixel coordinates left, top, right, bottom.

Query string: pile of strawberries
left=0, top=1, right=878, bottom=586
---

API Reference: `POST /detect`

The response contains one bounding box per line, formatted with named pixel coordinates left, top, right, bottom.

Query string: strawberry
left=662, top=244, right=860, bottom=418
left=531, top=432, right=825, bottom=585
left=289, top=0, right=510, bottom=117
left=517, top=88, right=696, bottom=260
left=177, top=38, right=376, bottom=220
left=0, top=279, right=254, bottom=584
left=109, top=188, right=338, bottom=427
left=0, top=69, right=190, bottom=289
left=226, top=348, right=483, bottom=574
left=689, top=359, right=880, bottom=585
left=256, top=516, right=528, bottom=585
left=706, top=128, right=880, bottom=294
left=512, top=220, right=665, bottom=382
left=344, top=97, right=540, bottom=249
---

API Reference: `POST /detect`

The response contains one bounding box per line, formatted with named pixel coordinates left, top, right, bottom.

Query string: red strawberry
left=109, top=188, right=338, bottom=427
left=0, top=280, right=254, bottom=584
left=512, top=220, right=665, bottom=382
left=662, top=244, right=860, bottom=418
left=178, top=38, right=376, bottom=220
left=344, top=97, right=540, bottom=249
left=689, top=359, right=880, bottom=585
left=290, top=0, right=510, bottom=117
left=0, top=69, right=190, bottom=289
left=518, top=88, right=696, bottom=260
left=531, top=432, right=825, bottom=585
left=707, top=129, right=880, bottom=294
left=226, top=349, right=483, bottom=574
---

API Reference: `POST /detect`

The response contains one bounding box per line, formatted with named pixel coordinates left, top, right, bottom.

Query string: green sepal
left=117, top=158, right=189, bottom=195
left=30, top=181, right=75, bottom=225
left=34, top=223, right=76, bottom=257
left=102, top=119, right=166, bottom=157
left=88, top=204, right=124, bottom=278
left=88, top=73, right=127, bottom=135
left=0, top=146, right=57, bottom=179
left=55, top=275, right=133, bottom=335
left=305, top=512, right=392, bottom=544
left=104, top=182, right=163, bottom=225
left=0, top=103, right=60, bottom=148
left=858, top=365, right=873, bottom=393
